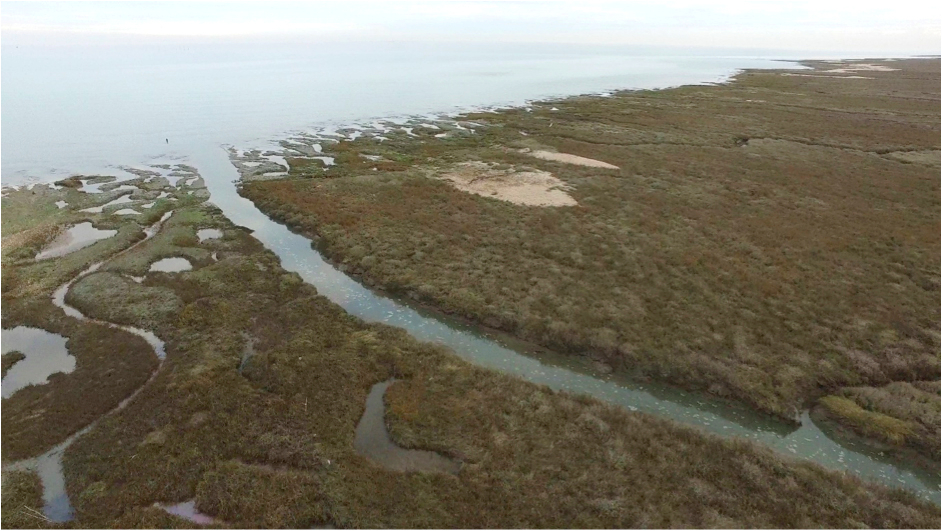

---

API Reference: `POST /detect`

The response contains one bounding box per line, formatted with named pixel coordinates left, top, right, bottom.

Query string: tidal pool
left=155, top=501, right=215, bottom=525
left=35, top=222, right=118, bottom=260
left=79, top=193, right=134, bottom=213
left=4, top=211, right=175, bottom=522
left=148, top=257, right=192, bottom=273
left=196, top=228, right=223, bottom=242
left=1, top=326, right=76, bottom=399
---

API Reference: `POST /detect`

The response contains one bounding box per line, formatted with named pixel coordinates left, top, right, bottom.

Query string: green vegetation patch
left=818, top=380, right=940, bottom=461
left=819, top=395, right=917, bottom=445
left=67, top=272, right=182, bottom=332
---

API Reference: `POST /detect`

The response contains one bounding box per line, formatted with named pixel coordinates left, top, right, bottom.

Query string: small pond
left=155, top=501, right=215, bottom=525
left=148, top=257, right=192, bottom=273
left=35, top=222, right=118, bottom=260
left=1, top=326, right=76, bottom=399
left=354, top=380, right=461, bottom=474
left=196, top=228, right=223, bottom=242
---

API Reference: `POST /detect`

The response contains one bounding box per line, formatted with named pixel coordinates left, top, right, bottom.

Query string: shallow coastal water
left=2, top=42, right=802, bottom=182
left=34, top=222, right=118, bottom=260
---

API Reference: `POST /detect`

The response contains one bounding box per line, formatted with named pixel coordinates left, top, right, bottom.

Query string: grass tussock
left=241, top=59, right=940, bottom=421
left=195, top=460, right=330, bottom=528
left=817, top=380, right=940, bottom=461
left=2, top=350, right=26, bottom=378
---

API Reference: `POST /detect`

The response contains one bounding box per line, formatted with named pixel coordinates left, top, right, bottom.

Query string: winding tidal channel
left=2, top=212, right=173, bottom=522
left=189, top=147, right=940, bottom=504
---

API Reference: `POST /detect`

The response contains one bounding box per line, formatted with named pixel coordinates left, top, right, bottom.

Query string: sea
left=2, top=41, right=825, bottom=184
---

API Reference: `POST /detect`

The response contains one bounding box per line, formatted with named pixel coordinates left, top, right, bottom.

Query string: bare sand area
left=521, top=148, right=620, bottom=169
left=437, top=161, right=577, bottom=206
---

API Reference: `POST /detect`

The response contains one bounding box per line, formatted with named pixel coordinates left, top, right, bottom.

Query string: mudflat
left=242, top=59, right=940, bottom=462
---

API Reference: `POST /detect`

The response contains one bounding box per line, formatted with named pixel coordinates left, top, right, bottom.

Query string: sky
left=1, top=1, right=940, bottom=54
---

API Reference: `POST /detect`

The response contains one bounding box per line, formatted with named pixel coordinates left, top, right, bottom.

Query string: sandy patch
left=521, top=149, right=619, bottom=169
left=883, top=150, right=941, bottom=166
left=437, top=161, right=576, bottom=207
left=781, top=73, right=874, bottom=79
left=823, top=63, right=899, bottom=73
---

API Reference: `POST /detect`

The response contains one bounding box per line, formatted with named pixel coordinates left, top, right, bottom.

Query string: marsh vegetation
left=242, top=60, right=940, bottom=457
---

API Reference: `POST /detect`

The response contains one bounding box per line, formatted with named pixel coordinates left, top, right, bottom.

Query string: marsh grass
left=242, top=59, right=940, bottom=425
left=817, top=381, right=940, bottom=462
left=48, top=203, right=937, bottom=528
left=1, top=301, right=159, bottom=461
left=0, top=470, right=52, bottom=529
left=2, top=351, right=26, bottom=378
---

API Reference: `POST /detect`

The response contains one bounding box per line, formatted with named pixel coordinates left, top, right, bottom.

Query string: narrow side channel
left=354, top=380, right=461, bottom=474
left=2, top=212, right=174, bottom=521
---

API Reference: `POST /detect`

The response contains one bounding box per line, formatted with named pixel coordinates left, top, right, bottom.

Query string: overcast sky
left=2, top=1, right=939, bottom=54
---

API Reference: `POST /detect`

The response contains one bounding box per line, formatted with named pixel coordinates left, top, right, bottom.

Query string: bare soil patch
left=437, top=161, right=576, bottom=206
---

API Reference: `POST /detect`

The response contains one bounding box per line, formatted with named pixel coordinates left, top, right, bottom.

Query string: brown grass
left=2, top=351, right=26, bottom=379
left=52, top=203, right=937, bottom=528
left=817, top=380, right=940, bottom=461
left=241, top=59, right=940, bottom=422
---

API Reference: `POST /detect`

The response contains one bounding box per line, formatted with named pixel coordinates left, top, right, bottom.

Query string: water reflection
left=34, top=222, right=117, bottom=260
left=155, top=500, right=215, bottom=525
left=1, top=326, right=76, bottom=399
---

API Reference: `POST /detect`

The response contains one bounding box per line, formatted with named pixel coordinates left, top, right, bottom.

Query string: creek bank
left=810, top=404, right=939, bottom=474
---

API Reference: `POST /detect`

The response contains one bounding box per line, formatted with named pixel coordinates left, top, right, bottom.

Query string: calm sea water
left=3, top=42, right=801, bottom=183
